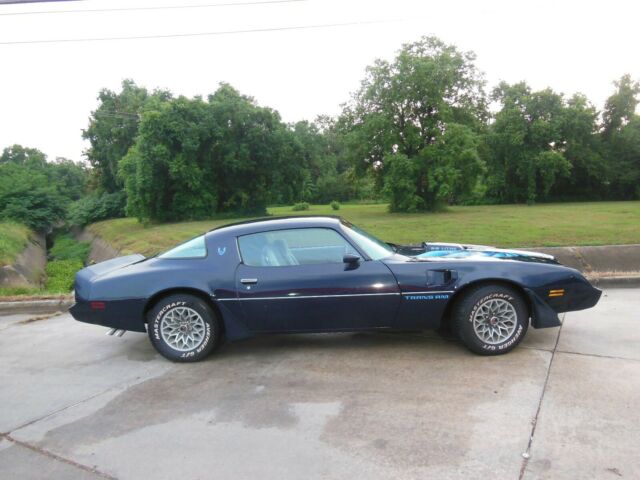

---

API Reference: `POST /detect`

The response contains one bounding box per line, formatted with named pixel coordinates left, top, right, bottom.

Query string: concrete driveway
left=0, top=289, right=638, bottom=480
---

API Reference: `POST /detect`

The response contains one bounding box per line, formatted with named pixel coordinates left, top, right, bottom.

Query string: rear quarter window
left=158, top=235, right=207, bottom=259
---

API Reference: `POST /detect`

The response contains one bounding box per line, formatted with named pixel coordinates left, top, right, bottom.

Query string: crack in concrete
left=3, top=384, right=124, bottom=436
left=1, top=432, right=117, bottom=480
left=520, top=345, right=554, bottom=353
left=518, top=320, right=564, bottom=479
left=0, top=311, right=62, bottom=332
left=17, top=311, right=64, bottom=325
left=555, top=349, right=640, bottom=363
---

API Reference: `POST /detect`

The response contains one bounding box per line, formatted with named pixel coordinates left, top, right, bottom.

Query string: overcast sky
left=0, top=0, right=638, bottom=162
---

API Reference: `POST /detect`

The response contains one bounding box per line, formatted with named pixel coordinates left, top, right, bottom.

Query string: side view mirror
left=343, top=253, right=361, bottom=265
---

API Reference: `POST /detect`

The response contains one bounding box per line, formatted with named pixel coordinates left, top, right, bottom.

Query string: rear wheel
left=147, top=294, right=220, bottom=362
left=453, top=284, right=529, bottom=355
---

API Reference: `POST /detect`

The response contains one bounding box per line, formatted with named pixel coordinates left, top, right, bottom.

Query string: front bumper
left=527, top=279, right=602, bottom=329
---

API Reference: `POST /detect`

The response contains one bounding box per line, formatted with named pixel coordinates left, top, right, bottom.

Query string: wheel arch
left=441, top=278, right=532, bottom=329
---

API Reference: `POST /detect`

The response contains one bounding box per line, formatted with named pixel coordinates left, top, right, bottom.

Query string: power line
left=0, top=0, right=306, bottom=16
left=0, top=18, right=401, bottom=45
left=0, top=0, right=81, bottom=4
left=92, top=111, right=140, bottom=119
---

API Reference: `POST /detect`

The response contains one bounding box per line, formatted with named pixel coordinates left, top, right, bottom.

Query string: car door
left=235, top=227, right=400, bottom=332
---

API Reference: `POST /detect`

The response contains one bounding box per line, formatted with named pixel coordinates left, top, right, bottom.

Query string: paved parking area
left=0, top=289, right=638, bottom=480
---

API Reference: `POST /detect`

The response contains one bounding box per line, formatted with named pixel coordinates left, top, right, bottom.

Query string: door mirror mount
left=343, top=253, right=361, bottom=265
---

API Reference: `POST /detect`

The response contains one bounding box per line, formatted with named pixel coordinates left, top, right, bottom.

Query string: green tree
left=120, top=84, right=301, bottom=222
left=0, top=146, right=87, bottom=229
left=47, top=157, right=89, bottom=201
left=550, top=94, right=605, bottom=200
left=119, top=95, right=217, bottom=222
left=340, top=36, right=487, bottom=211
left=208, top=84, right=295, bottom=214
left=607, top=116, right=640, bottom=198
left=486, top=82, right=572, bottom=203
left=0, top=144, right=47, bottom=168
left=0, top=162, right=66, bottom=230
left=83, top=80, right=171, bottom=193
left=601, top=75, right=640, bottom=199
left=285, top=119, right=353, bottom=204
left=602, top=74, right=640, bottom=138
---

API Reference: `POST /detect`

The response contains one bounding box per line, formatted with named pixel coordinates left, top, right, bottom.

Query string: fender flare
left=524, top=288, right=561, bottom=329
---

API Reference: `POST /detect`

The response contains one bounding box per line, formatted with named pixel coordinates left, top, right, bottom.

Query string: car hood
left=395, top=242, right=558, bottom=265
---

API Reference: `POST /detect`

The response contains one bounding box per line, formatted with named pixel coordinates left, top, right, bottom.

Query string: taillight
left=90, top=301, right=106, bottom=310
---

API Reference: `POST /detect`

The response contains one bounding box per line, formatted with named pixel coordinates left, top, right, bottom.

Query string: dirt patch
left=586, top=270, right=640, bottom=279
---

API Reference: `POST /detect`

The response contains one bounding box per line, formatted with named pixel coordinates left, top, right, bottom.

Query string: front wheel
left=453, top=285, right=529, bottom=355
left=147, top=294, right=220, bottom=362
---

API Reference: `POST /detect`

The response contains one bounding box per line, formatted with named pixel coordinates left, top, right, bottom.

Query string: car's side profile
left=70, top=216, right=602, bottom=362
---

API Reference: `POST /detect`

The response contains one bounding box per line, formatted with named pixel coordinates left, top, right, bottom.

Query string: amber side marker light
left=548, top=289, right=565, bottom=298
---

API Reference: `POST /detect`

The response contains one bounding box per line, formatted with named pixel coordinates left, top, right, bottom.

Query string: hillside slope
left=87, top=201, right=640, bottom=256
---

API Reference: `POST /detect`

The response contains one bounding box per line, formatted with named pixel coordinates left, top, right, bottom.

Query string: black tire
left=453, top=284, right=529, bottom=355
left=147, top=294, right=220, bottom=362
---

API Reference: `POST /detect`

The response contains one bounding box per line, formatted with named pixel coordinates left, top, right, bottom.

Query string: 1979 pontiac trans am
left=70, top=216, right=601, bottom=362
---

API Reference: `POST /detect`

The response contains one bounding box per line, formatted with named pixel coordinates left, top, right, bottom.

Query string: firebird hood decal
left=403, top=242, right=557, bottom=264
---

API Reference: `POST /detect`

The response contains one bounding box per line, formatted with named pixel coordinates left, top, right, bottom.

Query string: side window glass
left=238, top=228, right=358, bottom=267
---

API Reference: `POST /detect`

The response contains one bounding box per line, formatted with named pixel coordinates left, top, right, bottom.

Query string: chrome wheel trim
left=472, top=298, right=517, bottom=345
left=160, top=306, right=207, bottom=352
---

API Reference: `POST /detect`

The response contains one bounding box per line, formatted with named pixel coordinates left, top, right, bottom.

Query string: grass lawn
left=0, top=221, right=32, bottom=267
left=88, top=201, right=640, bottom=257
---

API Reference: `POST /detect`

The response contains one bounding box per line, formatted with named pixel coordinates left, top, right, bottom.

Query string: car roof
left=207, top=215, right=345, bottom=237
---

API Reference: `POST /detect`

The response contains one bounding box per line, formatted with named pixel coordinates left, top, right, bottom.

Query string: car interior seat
left=260, top=239, right=299, bottom=266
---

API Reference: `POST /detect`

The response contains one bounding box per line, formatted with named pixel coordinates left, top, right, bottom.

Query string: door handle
left=240, top=278, right=258, bottom=285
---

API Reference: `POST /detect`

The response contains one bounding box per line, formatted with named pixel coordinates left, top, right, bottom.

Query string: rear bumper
left=69, top=298, right=147, bottom=333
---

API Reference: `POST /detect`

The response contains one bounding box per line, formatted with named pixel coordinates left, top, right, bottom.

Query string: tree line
left=1, top=36, right=638, bottom=229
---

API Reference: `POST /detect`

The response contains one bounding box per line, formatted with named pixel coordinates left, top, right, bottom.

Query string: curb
left=588, top=276, right=640, bottom=289
left=0, top=299, right=73, bottom=315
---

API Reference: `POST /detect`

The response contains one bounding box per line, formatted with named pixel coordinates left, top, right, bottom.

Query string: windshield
left=342, top=221, right=394, bottom=260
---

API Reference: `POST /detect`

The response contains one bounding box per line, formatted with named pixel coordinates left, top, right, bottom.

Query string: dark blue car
left=70, top=216, right=601, bottom=362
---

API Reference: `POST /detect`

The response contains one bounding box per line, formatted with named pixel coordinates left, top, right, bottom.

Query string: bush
left=292, top=202, right=310, bottom=211
left=45, top=259, right=83, bottom=293
left=330, top=200, right=340, bottom=211
left=67, top=191, right=126, bottom=227
left=0, top=286, right=40, bottom=297
left=0, top=164, right=67, bottom=231
left=43, top=233, right=90, bottom=293
left=50, top=234, right=90, bottom=262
